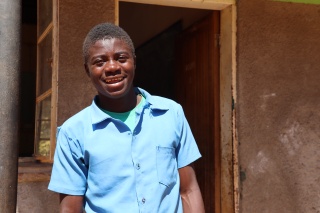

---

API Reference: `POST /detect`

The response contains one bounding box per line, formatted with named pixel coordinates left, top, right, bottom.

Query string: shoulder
left=138, top=89, right=186, bottom=126
left=63, top=106, right=91, bottom=126
left=151, top=95, right=180, bottom=108
left=138, top=88, right=183, bottom=112
left=59, top=105, right=92, bottom=137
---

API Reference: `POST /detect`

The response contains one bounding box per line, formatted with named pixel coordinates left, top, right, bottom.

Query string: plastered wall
left=57, top=0, right=115, bottom=125
left=17, top=182, right=59, bottom=213
left=237, top=1, right=320, bottom=212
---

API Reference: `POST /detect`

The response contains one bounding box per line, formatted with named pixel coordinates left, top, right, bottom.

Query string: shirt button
left=142, top=198, right=146, bottom=204
left=136, top=163, right=140, bottom=170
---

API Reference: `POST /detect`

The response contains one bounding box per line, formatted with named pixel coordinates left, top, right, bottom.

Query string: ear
left=84, top=63, right=90, bottom=77
left=133, top=56, right=137, bottom=69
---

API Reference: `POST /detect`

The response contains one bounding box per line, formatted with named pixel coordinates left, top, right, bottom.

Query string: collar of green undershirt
left=99, top=94, right=146, bottom=131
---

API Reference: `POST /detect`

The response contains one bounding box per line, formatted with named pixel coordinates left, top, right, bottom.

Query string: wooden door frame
left=115, top=1, right=238, bottom=212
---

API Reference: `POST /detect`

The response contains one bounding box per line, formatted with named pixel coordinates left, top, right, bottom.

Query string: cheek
left=90, top=67, right=103, bottom=77
left=127, top=65, right=135, bottom=77
left=128, top=70, right=135, bottom=82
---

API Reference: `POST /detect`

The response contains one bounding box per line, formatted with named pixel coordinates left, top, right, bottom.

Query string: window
left=34, top=0, right=53, bottom=161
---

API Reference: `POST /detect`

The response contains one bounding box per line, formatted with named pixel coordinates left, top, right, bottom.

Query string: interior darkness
left=134, top=22, right=182, bottom=100
left=20, top=0, right=37, bottom=157
left=119, top=2, right=210, bottom=99
left=22, top=0, right=37, bottom=25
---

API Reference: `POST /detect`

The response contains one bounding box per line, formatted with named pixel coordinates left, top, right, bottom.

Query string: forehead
left=89, top=38, right=132, bottom=53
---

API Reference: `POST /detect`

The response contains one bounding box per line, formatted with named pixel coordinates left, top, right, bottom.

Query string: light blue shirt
left=48, top=88, right=201, bottom=213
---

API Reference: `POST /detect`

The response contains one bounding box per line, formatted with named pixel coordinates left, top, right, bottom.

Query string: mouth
left=105, top=77, right=124, bottom=84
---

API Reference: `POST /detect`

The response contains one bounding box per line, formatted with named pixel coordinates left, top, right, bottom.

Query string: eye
left=94, top=59, right=104, bottom=67
left=118, top=54, right=129, bottom=63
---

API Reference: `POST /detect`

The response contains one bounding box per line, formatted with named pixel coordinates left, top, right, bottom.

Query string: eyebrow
left=90, top=51, right=132, bottom=61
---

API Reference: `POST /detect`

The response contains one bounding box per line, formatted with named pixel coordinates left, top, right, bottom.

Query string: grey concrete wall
left=237, top=1, right=320, bottom=212
left=0, top=0, right=21, bottom=210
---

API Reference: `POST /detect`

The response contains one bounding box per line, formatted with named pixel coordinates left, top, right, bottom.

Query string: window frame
left=34, top=0, right=57, bottom=162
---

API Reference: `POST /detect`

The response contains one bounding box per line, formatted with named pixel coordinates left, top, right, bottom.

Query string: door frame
left=116, top=1, right=238, bottom=212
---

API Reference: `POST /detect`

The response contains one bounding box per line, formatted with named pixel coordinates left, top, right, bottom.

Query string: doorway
left=120, top=3, right=220, bottom=212
left=175, top=12, right=220, bottom=213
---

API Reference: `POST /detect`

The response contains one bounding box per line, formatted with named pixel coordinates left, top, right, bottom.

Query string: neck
left=97, top=88, right=141, bottom=113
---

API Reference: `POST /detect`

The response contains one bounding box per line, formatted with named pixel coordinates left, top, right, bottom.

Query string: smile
left=105, top=77, right=124, bottom=84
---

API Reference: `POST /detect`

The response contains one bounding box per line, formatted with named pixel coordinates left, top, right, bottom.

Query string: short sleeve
left=48, top=127, right=88, bottom=195
left=175, top=105, right=201, bottom=169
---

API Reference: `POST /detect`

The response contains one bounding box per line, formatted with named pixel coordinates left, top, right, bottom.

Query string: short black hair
left=83, top=23, right=135, bottom=64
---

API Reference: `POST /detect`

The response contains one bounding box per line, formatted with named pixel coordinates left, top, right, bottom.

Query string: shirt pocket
left=156, top=146, right=177, bottom=187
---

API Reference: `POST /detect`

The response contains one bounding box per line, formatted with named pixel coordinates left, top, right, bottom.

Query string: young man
left=48, top=23, right=204, bottom=213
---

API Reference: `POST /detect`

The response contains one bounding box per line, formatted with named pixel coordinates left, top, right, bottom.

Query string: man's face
left=85, top=38, right=135, bottom=100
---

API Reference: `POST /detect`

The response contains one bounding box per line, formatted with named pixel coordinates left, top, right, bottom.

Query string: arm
left=179, top=164, right=205, bottom=213
left=59, top=194, right=84, bottom=213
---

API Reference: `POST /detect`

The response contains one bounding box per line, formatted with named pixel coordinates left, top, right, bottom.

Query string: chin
left=100, top=87, right=133, bottom=99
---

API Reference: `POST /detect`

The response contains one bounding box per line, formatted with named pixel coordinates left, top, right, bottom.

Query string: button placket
left=131, top=115, right=146, bottom=211
left=136, top=163, right=140, bottom=170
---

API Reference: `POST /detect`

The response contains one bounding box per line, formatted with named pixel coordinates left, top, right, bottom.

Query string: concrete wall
left=237, top=1, right=320, bottom=212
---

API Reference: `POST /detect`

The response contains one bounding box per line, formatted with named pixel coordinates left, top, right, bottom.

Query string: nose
left=104, top=60, right=120, bottom=73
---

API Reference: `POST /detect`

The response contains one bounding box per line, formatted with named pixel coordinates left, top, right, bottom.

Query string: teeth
left=105, top=77, right=123, bottom=83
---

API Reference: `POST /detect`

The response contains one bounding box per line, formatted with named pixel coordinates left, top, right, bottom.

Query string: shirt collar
left=90, top=96, right=114, bottom=125
left=90, top=87, right=169, bottom=125
left=135, top=87, right=169, bottom=111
